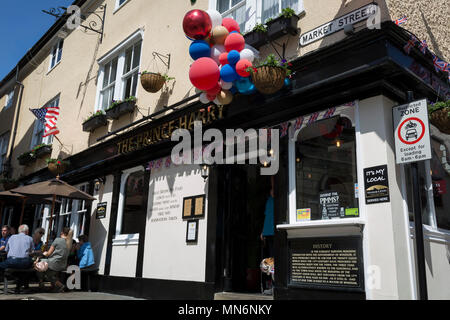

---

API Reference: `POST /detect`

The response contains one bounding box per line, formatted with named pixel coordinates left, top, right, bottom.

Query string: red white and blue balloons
left=183, top=9, right=258, bottom=105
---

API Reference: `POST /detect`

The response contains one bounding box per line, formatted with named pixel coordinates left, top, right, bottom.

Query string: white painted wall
left=142, top=161, right=208, bottom=282
left=109, top=243, right=139, bottom=277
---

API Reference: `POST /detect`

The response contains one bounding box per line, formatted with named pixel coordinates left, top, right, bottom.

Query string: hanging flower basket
left=140, top=72, right=166, bottom=93
left=47, top=159, right=69, bottom=176
left=429, top=101, right=450, bottom=134
left=251, top=66, right=287, bottom=95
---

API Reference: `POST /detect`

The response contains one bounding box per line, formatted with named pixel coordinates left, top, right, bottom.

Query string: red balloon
left=224, top=32, right=245, bottom=52
left=235, top=59, right=253, bottom=77
left=189, top=57, right=220, bottom=91
left=222, top=18, right=240, bottom=33
left=206, top=93, right=216, bottom=101
left=219, top=52, right=229, bottom=65
left=183, top=10, right=212, bottom=40
left=207, top=83, right=222, bottom=95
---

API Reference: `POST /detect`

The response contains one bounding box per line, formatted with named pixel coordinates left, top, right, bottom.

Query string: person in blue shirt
left=261, top=187, right=275, bottom=258
left=32, top=227, right=45, bottom=251
left=0, top=225, right=11, bottom=251
left=76, top=235, right=95, bottom=269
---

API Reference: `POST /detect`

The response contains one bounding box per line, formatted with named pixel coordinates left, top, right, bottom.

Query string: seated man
left=0, top=225, right=11, bottom=252
left=0, top=224, right=34, bottom=292
left=76, top=235, right=95, bottom=269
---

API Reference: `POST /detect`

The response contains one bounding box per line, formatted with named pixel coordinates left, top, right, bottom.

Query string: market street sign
left=299, top=3, right=378, bottom=46
left=393, top=99, right=432, bottom=164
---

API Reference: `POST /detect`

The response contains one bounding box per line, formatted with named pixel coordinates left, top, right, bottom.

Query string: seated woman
left=36, top=227, right=71, bottom=292
left=76, top=235, right=95, bottom=269
left=32, top=228, right=45, bottom=252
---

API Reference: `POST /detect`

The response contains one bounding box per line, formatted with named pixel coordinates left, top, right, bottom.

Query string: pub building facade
left=0, top=0, right=449, bottom=300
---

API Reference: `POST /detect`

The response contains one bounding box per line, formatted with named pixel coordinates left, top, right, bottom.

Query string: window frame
left=0, top=132, right=10, bottom=173
left=95, top=30, right=143, bottom=112
left=114, top=0, right=130, bottom=12
left=4, top=90, right=14, bottom=110
left=113, top=165, right=146, bottom=245
left=48, top=39, right=64, bottom=71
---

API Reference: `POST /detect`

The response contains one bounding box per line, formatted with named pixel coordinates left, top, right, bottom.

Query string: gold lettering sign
left=117, top=105, right=226, bottom=155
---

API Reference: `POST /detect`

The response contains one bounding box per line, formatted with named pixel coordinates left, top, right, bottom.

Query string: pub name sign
left=116, top=104, right=225, bottom=155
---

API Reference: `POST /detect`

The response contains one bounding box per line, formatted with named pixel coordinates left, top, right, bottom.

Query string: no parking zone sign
left=393, top=99, right=432, bottom=164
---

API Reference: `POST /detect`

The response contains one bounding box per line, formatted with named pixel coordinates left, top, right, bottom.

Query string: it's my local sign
left=393, top=99, right=432, bottom=164
left=300, top=3, right=378, bottom=46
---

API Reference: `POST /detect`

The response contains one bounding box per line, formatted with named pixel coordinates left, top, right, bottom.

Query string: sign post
left=393, top=94, right=429, bottom=300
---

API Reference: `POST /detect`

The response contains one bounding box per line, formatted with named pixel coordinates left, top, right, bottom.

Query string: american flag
left=419, top=40, right=428, bottom=55
left=403, top=35, right=418, bottom=54
left=30, top=106, right=60, bottom=137
left=394, top=16, right=407, bottom=26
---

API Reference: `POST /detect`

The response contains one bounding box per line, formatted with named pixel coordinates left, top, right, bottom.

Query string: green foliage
left=246, top=54, right=293, bottom=76
left=17, top=151, right=35, bottom=161
left=83, top=110, right=105, bottom=123
left=280, top=7, right=296, bottom=18
left=31, top=143, right=52, bottom=154
left=428, top=100, right=450, bottom=117
left=140, top=71, right=175, bottom=82
left=105, top=96, right=137, bottom=111
left=46, top=158, right=70, bottom=166
left=253, top=23, right=268, bottom=33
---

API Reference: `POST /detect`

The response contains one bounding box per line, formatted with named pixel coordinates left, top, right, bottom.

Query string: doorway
left=216, top=165, right=273, bottom=294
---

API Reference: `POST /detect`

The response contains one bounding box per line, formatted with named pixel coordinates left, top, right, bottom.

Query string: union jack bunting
left=307, top=112, right=320, bottom=124
left=293, top=117, right=304, bottom=131
left=147, top=161, right=154, bottom=171
left=30, top=106, right=60, bottom=137
left=322, top=107, right=336, bottom=119
left=403, top=35, right=418, bottom=54
left=155, top=158, right=163, bottom=169
left=419, top=40, right=428, bottom=55
left=165, top=157, right=172, bottom=168
left=394, top=16, right=407, bottom=26
left=280, top=122, right=289, bottom=138
left=433, top=55, right=449, bottom=73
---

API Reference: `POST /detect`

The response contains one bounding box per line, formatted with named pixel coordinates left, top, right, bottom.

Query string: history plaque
left=289, top=236, right=364, bottom=292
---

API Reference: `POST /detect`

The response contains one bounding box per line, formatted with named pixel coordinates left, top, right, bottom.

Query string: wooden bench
left=3, top=268, right=37, bottom=294
left=63, top=266, right=99, bottom=292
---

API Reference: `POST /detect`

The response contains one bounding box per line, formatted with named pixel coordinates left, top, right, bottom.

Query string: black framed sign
left=182, top=195, right=206, bottom=219
left=363, top=165, right=390, bottom=204
left=96, top=202, right=107, bottom=219
left=186, top=219, right=199, bottom=243
left=288, top=236, right=365, bottom=292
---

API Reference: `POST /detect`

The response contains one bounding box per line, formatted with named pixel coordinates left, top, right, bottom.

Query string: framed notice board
left=96, top=202, right=107, bottom=219
left=186, top=219, right=199, bottom=243
left=288, top=236, right=365, bottom=292
left=182, top=195, right=206, bottom=219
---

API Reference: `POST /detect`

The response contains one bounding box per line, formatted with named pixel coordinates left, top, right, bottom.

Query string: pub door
left=216, top=165, right=271, bottom=293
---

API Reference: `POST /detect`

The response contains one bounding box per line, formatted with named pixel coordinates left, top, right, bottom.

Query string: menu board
left=289, top=237, right=364, bottom=292
left=319, top=191, right=343, bottom=219
left=364, top=165, right=390, bottom=204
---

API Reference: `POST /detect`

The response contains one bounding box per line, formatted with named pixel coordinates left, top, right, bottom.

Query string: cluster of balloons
left=183, top=9, right=257, bottom=105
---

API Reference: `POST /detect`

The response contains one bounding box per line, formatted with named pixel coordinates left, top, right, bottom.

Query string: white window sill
left=277, top=218, right=365, bottom=238
left=112, top=233, right=139, bottom=246
left=47, top=61, right=61, bottom=75
left=113, top=0, right=130, bottom=14
left=278, top=218, right=365, bottom=230
left=409, top=223, right=450, bottom=245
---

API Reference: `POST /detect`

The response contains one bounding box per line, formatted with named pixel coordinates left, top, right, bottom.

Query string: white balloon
left=207, top=9, right=223, bottom=29
left=220, top=80, right=233, bottom=90
left=210, top=44, right=225, bottom=64
left=240, top=48, right=255, bottom=62
left=199, top=92, right=209, bottom=104
left=213, top=98, right=221, bottom=105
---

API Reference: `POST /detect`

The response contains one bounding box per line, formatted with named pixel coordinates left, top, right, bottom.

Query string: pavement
left=0, top=283, right=144, bottom=300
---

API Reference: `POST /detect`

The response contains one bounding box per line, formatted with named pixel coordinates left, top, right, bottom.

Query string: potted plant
left=140, top=71, right=174, bottom=93
left=429, top=100, right=450, bottom=134
left=247, top=54, right=292, bottom=95
left=244, top=23, right=268, bottom=49
left=105, top=96, right=137, bottom=120
left=17, top=151, right=36, bottom=166
left=46, top=158, right=70, bottom=176
left=82, top=110, right=107, bottom=132
left=32, top=143, right=52, bottom=158
left=266, top=7, right=300, bottom=39
left=0, top=178, right=19, bottom=190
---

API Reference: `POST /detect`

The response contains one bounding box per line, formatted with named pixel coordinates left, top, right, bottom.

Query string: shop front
left=23, top=22, right=449, bottom=300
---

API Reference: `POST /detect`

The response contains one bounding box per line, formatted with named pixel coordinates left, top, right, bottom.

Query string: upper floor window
left=49, top=39, right=64, bottom=70
left=4, top=90, right=14, bottom=110
left=214, top=0, right=303, bottom=33
left=0, top=132, right=9, bottom=173
left=30, top=96, right=59, bottom=148
left=96, top=32, right=142, bottom=112
left=115, top=0, right=129, bottom=11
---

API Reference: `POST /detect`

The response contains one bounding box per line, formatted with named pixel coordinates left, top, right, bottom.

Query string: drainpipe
left=6, top=65, right=25, bottom=179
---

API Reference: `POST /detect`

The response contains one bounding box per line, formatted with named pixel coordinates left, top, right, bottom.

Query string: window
left=115, top=0, right=129, bottom=11
left=405, top=133, right=450, bottom=230
left=0, top=132, right=9, bottom=173
left=121, top=170, right=145, bottom=235
left=30, top=97, right=59, bottom=148
left=214, top=0, right=303, bottom=33
left=49, top=39, right=64, bottom=70
left=291, top=106, right=358, bottom=222
left=96, top=33, right=142, bottom=112
left=4, top=90, right=14, bottom=110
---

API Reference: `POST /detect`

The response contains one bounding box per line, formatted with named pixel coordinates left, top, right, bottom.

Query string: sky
left=0, top=0, right=75, bottom=80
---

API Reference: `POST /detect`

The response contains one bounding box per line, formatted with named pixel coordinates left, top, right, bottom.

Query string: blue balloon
left=230, top=86, right=237, bottom=94
left=230, top=31, right=239, bottom=34
left=189, top=40, right=211, bottom=60
left=220, top=64, right=239, bottom=82
left=284, top=78, right=291, bottom=87
left=234, top=77, right=253, bottom=93
left=227, top=50, right=240, bottom=65
left=242, top=84, right=256, bottom=95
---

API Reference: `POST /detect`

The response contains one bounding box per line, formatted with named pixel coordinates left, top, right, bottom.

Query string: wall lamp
left=94, top=177, right=106, bottom=192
